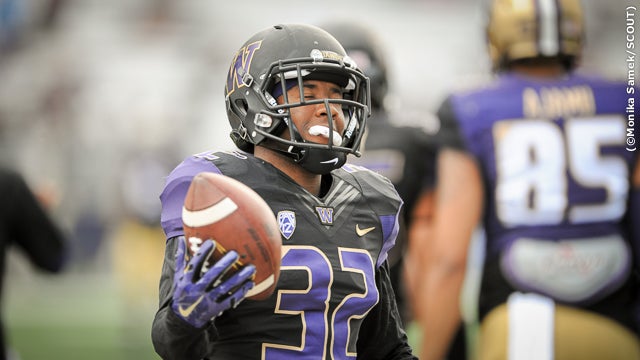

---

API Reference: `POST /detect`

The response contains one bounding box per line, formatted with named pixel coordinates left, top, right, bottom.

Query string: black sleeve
left=2, top=168, right=67, bottom=272
left=151, top=236, right=218, bottom=360
left=435, top=96, right=467, bottom=152
left=356, top=260, right=417, bottom=360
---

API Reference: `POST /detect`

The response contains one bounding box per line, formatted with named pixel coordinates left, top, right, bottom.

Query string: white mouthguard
left=309, top=125, right=342, bottom=146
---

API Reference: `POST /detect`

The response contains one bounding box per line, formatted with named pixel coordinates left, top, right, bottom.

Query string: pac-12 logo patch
left=278, top=210, right=296, bottom=239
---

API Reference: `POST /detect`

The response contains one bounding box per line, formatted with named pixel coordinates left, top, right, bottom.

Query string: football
left=181, top=172, right=281, bottom=300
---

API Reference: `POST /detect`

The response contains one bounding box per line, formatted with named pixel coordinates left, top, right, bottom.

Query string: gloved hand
left=171, top=237, right=256, bottom=328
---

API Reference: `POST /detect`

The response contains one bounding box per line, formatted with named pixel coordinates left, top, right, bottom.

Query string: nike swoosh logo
left=178, top=295, right=204, bottom=318
left=321, top=157, right=339, bottom=165
left=356, top=224, right=376, bottom=237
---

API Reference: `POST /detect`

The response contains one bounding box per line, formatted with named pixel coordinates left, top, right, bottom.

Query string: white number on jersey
left=494, top=116, right=628, bottom=227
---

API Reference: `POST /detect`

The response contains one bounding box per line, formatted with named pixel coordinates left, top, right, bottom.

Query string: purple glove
left=171, top=237, right=256, bottom=328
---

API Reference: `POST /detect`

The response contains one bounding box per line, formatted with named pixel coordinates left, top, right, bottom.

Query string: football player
left=151, top=24, right=416, bottom=360
left=410, top=0, right=640, bottom=359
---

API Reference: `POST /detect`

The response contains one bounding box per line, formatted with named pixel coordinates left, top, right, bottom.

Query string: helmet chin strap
left=265, top=121, right=347, bottom=175
left=295, top=147, right=347, bottom=174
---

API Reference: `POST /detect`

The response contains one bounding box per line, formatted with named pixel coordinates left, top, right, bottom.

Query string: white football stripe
left=246, top=274, right=275, bottom=297
left=538, top=0, right=559, bottom=56
left=182, top=197, right=238, bottom=227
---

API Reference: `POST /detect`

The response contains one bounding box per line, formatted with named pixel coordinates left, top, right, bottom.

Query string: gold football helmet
left=487, top=0, right=584, bottom=71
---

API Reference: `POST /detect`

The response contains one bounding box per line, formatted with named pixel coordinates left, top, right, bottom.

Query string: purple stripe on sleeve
left=378, top=213, right=400, bottom=268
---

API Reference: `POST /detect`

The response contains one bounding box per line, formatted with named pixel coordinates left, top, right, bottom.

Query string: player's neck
left=255, top=146, right=323, bottom=195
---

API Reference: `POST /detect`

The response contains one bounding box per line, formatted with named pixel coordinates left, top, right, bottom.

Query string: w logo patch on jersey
left=225, top=40, right=262, bottom=96
left=278, top=211, right=296, bottom=239
left=315, top=206, right=334, bottom=225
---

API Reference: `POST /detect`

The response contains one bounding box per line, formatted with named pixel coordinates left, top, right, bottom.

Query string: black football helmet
left=225, top=24, right=371, bottom=174
left=320, top=21, right=388, bottom=110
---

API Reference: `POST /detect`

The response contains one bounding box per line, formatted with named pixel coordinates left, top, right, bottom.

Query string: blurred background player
left=0, top=167, right=68, bottom=359
left=320, top=20, right=440, bottom=327
left=410, top=0, right=640, bottom=359
left=152, top=23, right=416, bottom=359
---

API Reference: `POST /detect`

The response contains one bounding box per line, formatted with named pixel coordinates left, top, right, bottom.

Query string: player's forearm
left=152, top=306, right=211, bottom=360
left=406, top=218, right=433, bottom=317
left=418, top=264, right=466, bottom=360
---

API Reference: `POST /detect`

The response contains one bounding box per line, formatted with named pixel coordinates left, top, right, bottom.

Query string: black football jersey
left=152, top=150, right=415, bottom=360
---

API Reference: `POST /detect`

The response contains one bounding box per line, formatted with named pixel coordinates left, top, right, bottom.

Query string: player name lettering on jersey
left=523, top=85, right=595, bottom=119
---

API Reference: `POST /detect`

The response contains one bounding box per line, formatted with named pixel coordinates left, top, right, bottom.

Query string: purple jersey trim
left=160, top=154, right=223, bottom=239
left=378, top=213, right=400, bottom=268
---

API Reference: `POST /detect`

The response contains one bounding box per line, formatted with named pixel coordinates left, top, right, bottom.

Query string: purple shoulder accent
left=378, top=213, right=401, bottom=268
left=159, top=153, right=222, bottom=239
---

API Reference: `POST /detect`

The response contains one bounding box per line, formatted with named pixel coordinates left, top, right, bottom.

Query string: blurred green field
left=5, top=257, right=160, bottom=360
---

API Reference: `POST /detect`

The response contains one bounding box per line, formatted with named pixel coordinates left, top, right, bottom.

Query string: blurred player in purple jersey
left=410, top=0, right=640, bottom=359
left=151, top=24, right=416, bottom=360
